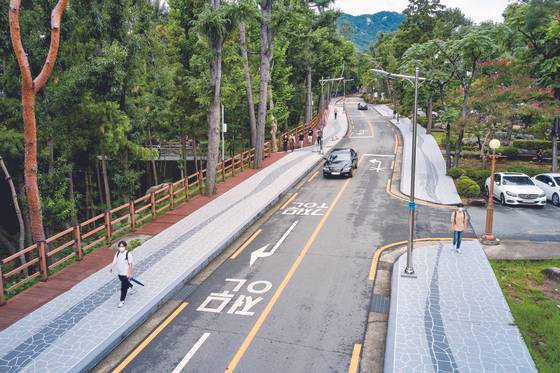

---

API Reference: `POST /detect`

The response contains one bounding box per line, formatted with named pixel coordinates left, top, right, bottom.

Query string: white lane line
left=250, top=221, right=299, bottom=267
left=362, top=153, right=395, bottom=158
left=171, top=333, right=211, bottom=373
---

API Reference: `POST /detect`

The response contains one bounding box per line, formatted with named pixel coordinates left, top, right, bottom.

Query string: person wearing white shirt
left=110, top=241, right=135, bottom=308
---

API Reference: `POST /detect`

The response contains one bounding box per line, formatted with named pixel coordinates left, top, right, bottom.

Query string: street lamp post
left=481, top=139, right=501, bottom=245
left=371, top=67, right=426, bottom=276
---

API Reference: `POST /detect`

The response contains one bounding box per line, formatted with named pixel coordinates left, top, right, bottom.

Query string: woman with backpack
left=450, top=204, right=469, bottom=253
left=110, top=241, right=135, bottom=308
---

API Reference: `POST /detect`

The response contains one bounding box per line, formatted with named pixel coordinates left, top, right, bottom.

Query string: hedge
left=512, top=139, right=552, bottom=150
left=465, top=169, right=491, bottom=190
left=505, top=166, right=543, bottom=177
left=498, top=146, right=520, bottom=159
left=447, top=167, right=465, bottom=179
left=456, top=176, right=481, bottom=198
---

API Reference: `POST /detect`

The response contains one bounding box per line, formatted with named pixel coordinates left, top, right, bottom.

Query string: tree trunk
left=305, top=66, right=313, bottom=123
left=426, top=96, right=433, bottom=135
left=268, top=75, right=278, bottom=152
left=239, top=22, right=257, bottom=148
left=0, top=156, right=27, bottom=270
left=101, top=155, right=111, bottom=210
left=9, top=0, right=69, bottom=245
left=147, top=127, right=158, bottom=185
left=206, top=0, right=222, bottom=195
left=445, top=122, right=452, bottom=170
left=85, top=170, right=94, bottom=218
left=96, top=159, right=104, bottom=207
left=254, top=0, right=273, bottom=169
left=68, top=168, right=78, bottom=226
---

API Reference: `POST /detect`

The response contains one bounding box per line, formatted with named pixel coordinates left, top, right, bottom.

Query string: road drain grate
left=370, top=294, right=390, bottom=314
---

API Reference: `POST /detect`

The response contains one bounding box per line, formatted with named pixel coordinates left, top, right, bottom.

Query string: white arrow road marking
left=171, top=333, right=211, bottom=373
left=250, top=221, right=299, bottom=267
left=369, top=159, right=382, bottom=173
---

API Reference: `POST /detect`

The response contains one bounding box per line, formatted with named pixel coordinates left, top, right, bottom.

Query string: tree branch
left=33, top=0, right=69, bottom=93
left=8, top=0, right=33, bottom=89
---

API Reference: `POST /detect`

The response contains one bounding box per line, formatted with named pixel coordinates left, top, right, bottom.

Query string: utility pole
left=221, top=104, right=226, bottom=162
left=553, top=117, right=559, bottom=173
left=371, top=68, right=427, bottom=277
left=343, top=79, right=354, bottom=97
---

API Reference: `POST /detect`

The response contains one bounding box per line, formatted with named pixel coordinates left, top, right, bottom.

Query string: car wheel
left=553, top=193, right=559, bottom=207
left=349, top=169, right=354, bottom=178
left=484, top=186, right=489, bottom=198
left=500, top=193, right=506, bottom=206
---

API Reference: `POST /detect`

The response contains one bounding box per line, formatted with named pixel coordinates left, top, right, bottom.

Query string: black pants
left=118, top=275, right=133, bottom=301
left=283, top=142, right=288, bottom=152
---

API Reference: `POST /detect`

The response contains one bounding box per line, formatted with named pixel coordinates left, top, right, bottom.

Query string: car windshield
left=554, top=177, right=560, bottom=186
left=502, top=176, right=534, bottom=186
left=330, top=152, right=351, bottom=161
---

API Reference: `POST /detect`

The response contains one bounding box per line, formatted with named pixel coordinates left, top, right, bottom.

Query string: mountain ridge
left=336, top=11, right=406, bottom=51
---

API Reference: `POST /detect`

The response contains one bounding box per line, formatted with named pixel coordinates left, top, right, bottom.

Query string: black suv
left=358, top=103, right=368, bottom=110
left=323, top=148, right=358, bottom=178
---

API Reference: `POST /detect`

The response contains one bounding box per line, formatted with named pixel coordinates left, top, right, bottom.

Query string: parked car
left=484, top=172, right=546, bottom=207
left=532, top=173, right=560, bottom=206
left=358, top=103, right=368, bottom=110
left=323, top=148, right=358, bottom=178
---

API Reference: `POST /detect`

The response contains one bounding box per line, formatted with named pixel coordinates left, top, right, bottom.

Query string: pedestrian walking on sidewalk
left=450, top=204, right=469, bottom=253
left=290, top=133, right=295, bottom=152
left=282, top=133, right=289, bottom=152
left=307, top=128, right=314, bottom=145
left=317, top=129, right=323, bottom=152
left=110, top=241, right=135, bottom=308
left=334, top=108, right=338, bottom=120
left=298, top=132, right=305, bottom=148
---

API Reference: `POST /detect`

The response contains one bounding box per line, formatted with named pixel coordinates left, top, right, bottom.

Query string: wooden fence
left=0, top=114, right=321, bottom=304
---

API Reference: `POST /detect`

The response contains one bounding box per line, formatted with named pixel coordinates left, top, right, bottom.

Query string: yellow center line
left=390, top=160, right=395, bottom=170
left=357, top=154, right=366, bottom=167
left=348, top=343, right=362, bottom=373
left=307, top=170, right=319, bottom=183
left=112, top=302, right=188, bottom=373
left=225, top=178, right=352, bottom=372
left=280, top=192, right=298, bottom=210
left=230, top=229, right=262, bottom=259
left=367, top=121, right=375, bottom=138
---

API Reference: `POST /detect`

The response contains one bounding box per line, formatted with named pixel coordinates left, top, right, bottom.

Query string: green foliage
left=505, top=166, right=543, bottom=177
left=498, top=146, right=520, bottom=159
left=512, top=139, right=552, bottom=150
left=456, top=175, right=480, bottom=197
left=127, top=239, right=142, bottom=251
left=465, top=168, right=492, bottom=190
left=447, top=167, right=465, bottom=179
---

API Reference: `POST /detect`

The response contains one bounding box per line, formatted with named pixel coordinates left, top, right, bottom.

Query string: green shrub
left=128, top=239, right=142, bottom=251
left=456, top=176, right=481, bottom=198
left=499, top=146, right=520, bottom=159
left=465, top=169, right=491, bottom=190
left=447, top=167, right=465, bottom=179
left=512, top=139, right=552, bottom=151
left=505, top=166, right=543, bottom=177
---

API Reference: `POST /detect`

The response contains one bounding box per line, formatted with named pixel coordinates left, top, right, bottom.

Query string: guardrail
left=0, top=115, right=320, bottom=304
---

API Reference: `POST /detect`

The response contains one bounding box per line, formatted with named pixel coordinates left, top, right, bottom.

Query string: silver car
left=532, top=173, right=560, bottom=206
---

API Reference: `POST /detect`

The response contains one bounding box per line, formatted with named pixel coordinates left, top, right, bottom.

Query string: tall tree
left=239, top=21, right=257, bottom=148
left=254, top=0, right=273, bottom=169
left=8, top=0, right=69, bottom=244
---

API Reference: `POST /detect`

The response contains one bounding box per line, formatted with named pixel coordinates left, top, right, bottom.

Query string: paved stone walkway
left=373, top=105, right=461, bottom=205
left=0, top=103, right=347, bottom=373
left=385, top=241, right=536, bottom=373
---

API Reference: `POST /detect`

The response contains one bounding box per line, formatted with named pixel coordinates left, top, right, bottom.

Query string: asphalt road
left=106, top=98, right=458, bottom=373
left=468, top=202, right=560, bottom=242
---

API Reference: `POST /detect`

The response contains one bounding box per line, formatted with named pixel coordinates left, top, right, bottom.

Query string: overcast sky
left=332, top=0, right=511, bottom=23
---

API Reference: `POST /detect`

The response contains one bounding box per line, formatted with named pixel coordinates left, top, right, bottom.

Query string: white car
left=484, top=172, right=547, bottom=207
left=532, top=173, right=560, bottom=206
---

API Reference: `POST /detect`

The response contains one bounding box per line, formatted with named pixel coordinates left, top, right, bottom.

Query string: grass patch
left=491, top=259, right=560, bottom=373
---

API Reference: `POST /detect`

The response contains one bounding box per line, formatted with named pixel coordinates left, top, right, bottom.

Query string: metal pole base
left=402, top=267, right=417, bottom=278
left=480, top=235, right=500, bottom=246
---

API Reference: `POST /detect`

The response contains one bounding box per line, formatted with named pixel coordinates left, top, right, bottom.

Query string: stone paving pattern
left=385, top=241, right=536, bottom=373
left=373, top=105, right=461, bottom=205
left=0, top=103, right=347, bottom=373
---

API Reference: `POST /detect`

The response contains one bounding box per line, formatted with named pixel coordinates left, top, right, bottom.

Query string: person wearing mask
left=282, top=133, right=289, bottom=152
left=110, top=241, right=135, bottom=308
left=298, top=132, right=305, bottom=148
left=450, top=204, right=469, bottom=253
left=307, top=128, right=314, bottom=145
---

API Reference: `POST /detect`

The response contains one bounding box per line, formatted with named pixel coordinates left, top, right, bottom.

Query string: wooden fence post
left=129, top=200, right=136, bottom=231
left=0, top=265, right=5, bottom=305
left=221, top=161, right=226, bottom=181
left=169, top=183, right=174, bottom=209
left=38, top=241, right=48, bottom=281
left=74, top=225, right=82, bottom=261
left=198, top=171, right=203, bottom=193
left=150, top=192, right=156, bottom=216
left=104, top=210, right=112, bottom=245
left=184, top=178, right=189, bottom=201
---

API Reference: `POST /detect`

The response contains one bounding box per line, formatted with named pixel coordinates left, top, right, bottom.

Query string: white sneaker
left=129, top=288, right=137, bottom=295
left=456, top=248, right=462, bottom=254
left=118, top=301, right=124, bottom=308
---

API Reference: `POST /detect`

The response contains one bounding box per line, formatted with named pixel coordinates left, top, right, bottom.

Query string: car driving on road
left=485, top=172, right=547, bottom=207
left=532, top=173, right=560, bottom=206
left=323, top=148, right=358, bottom=178
left=357, top=103, right=368, bottom=110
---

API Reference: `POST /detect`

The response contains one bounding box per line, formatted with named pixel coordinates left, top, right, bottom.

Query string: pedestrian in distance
left=282, top=133, right=289, bottom=152
left=290, top=133, right=295, bottom=152
left=110, top=241, right=136, bottom=308
left=536, top=149, right=544, bottom=164
left=450, top=203, right=469, bottom=254
left=299, top=132, right=305, bottom=148
left=307, top=128, right=314, bottom=145
left=393, top=109, right=397, bottom=119
left=317, top=128, right=323, bottom=151
left=334, top=108, right=338, bottom=120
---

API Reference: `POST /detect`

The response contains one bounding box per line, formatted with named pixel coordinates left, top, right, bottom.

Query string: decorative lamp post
left=482, top=139, right=501, bottom=245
